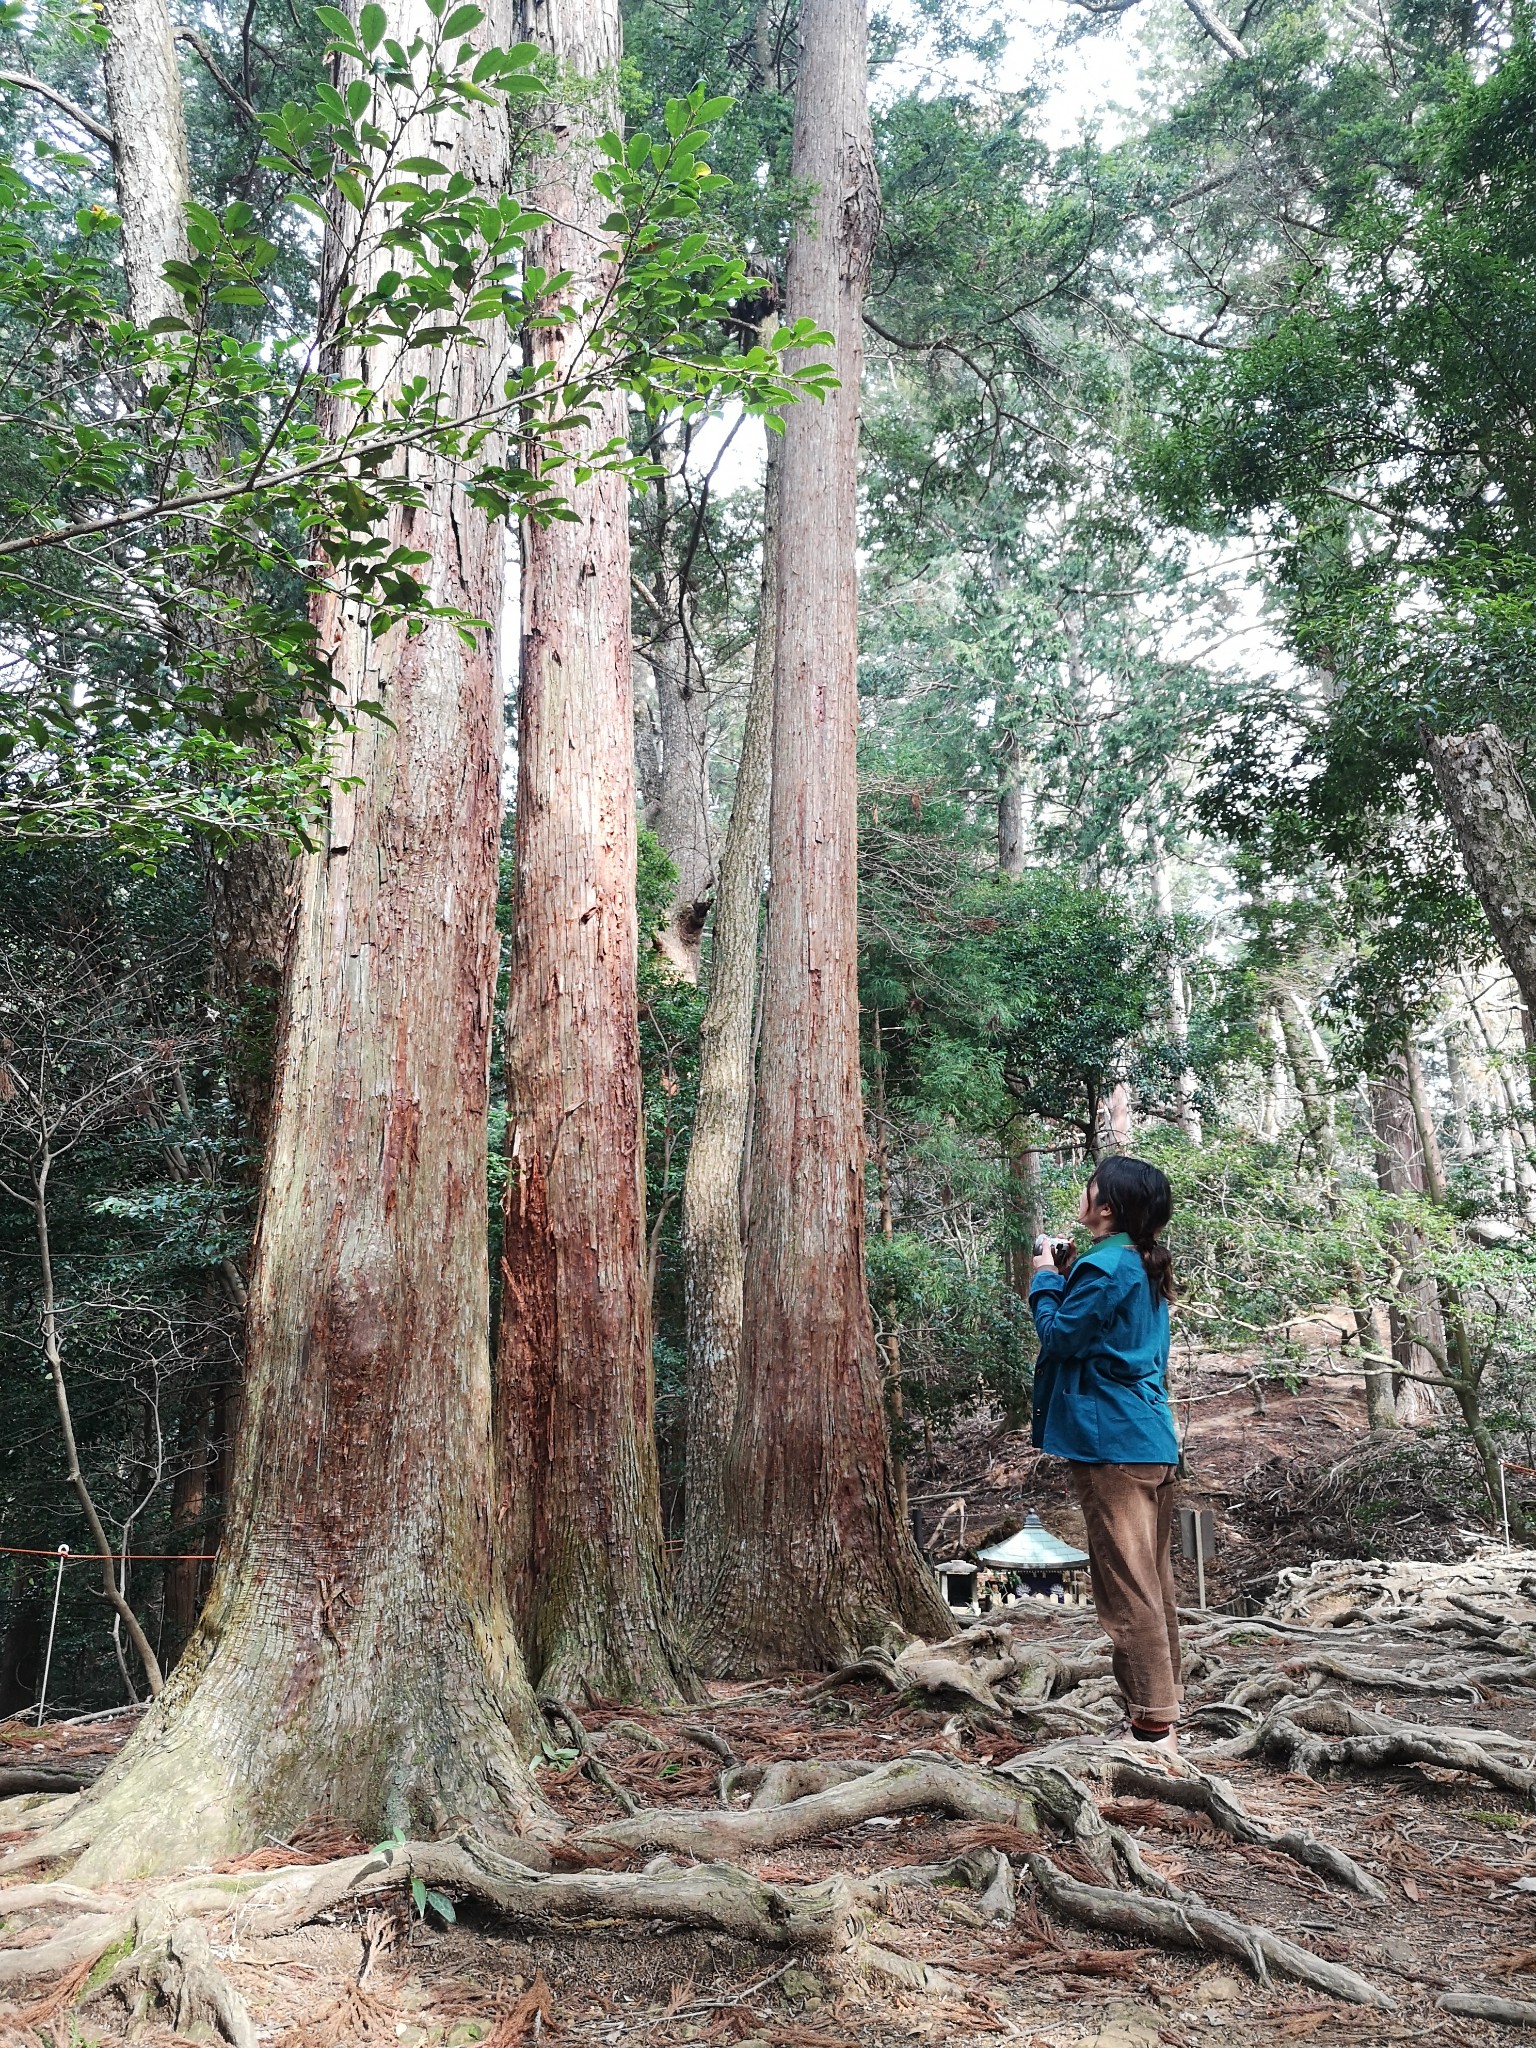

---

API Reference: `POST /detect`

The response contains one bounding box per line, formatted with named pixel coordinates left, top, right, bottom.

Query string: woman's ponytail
left=1088, top=1154, right=1177, bottom=1303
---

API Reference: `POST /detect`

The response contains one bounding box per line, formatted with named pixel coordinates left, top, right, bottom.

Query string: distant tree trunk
left=1402, top=1035, right=1516, bottom=1529
left=1003, top=1133, right=1043, bottom=1302
left=162, top=1391, right=210, bottom=1663
left=498, top=0, right=685, bottom=1702
left=1444, top=1027, right=1479, bottom=1160
left=1151, top=842, right=1201, bottom=1143
left=1369, top=1061, right=1444, bottom=1426
left=691, top=0, right=948, bottom=1674
left=998, top=731, right=1026, bottom=880
left=641, top=475, right=716, bottom=983
left=49, top=5, right=549, bottom=1880
left=678, top=446, right=778, bottom=1624
left=0, top=1566, right=43, bottom=1718
left=1276, top=1000, right=1394, bottom=1429
left=100, top=0, right=188, bottom=329
left=100, top=0, right=292, bottom=1168
left=1428, top=725, right=1536, bottom=1020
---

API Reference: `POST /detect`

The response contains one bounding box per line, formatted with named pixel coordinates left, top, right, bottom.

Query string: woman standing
left=1030, top=1155, right=1182, bottom=1752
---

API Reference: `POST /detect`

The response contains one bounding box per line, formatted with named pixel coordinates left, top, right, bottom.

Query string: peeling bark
left=497, top=0, right=684, bottom=1702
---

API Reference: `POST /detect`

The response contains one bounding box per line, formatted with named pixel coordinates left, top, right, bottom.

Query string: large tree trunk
left=1429, top=725, right=1536, bottom=1020
left=677, top=446, right=778, bottom=1624
left=497, top=0, right=684, bottom=1703
left=691, top=0, right=948, bottom=1674
left=47, top=5, right=546, bottom=1881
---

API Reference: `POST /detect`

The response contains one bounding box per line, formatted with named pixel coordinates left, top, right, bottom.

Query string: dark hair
left=1087, top=1155, right=1176, bottom=1302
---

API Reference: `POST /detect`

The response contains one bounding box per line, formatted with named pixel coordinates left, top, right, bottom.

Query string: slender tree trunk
left=678, top=445, right=778, bottom=1624
left=998, top=732, right=1026, bottom=880
left=162, top=1391, right=210, bottom=1662
left=1276, top=1001, right=1394, bottom=1428
left=1151, top=841, right=1200, bottom=1143
left=0, top=1565, right=43, bottom=1718
left=1369, top=1061, right=1444, bottom=1426
left=1003, top=1134, right=1043, bottom=1303
left=1402, top=1036, right=1517, bottom=1530
left=99, top=0, right=188, bottom=329
left=1428, top=724, right=1536, bottom=1019
left=100, top=0, right=293, bottom=1171
left=33, top=1151, right=165, bottom=1699
left=53, top=12, right=548, bottom=1880
left=692, top=0, right=947, bottom=1673
left=642, top=474, right=716, bottom=982
left=497, top=0, right=684, bottom=1702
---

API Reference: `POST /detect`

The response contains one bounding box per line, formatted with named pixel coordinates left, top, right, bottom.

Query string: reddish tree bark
left=497, top=0, right=685, bottom=1702
left=677, top=447, right=777, bottom=1623
left=43, top=4, right=547, bottom=1880
left=690, top=0, right=948, bottom=1673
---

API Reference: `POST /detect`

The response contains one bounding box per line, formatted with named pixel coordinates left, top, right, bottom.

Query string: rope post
left=35, top=1544, right=68, bottom=1726
left=1502, top=1462, right=1512, bottom=1554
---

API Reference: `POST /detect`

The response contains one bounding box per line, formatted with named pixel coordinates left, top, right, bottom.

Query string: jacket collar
left=1075, top=1230, right=1131, bottom=1274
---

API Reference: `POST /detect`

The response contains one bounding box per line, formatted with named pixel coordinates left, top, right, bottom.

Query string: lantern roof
left=977, top=1512, right=1088, bottom=1569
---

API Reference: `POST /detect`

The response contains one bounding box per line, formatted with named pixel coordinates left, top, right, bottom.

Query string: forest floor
left=3, top=1326, right=1534, bottom=2048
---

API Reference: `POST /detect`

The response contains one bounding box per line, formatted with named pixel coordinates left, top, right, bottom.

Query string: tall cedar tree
left=498, top=0, right=687, bottom=1700
left=691, top=0, right=948, bottom=1671
left=42, top=0, right=548, bottom=1878
left=102, top=0, right=293, bottom=1168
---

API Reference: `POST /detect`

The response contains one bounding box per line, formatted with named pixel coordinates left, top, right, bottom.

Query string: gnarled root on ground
left=81, top=1909, right=256, bottom=2048
left=1025, top=1852, right=1394, bottom=2009
left=1440, top=1990, right=1536, bottom=2025
left=576, top=1756, right=1039, bottom=1857
left=1016, top=1741, right=1387, bottom=1897
left=1226, top=1698, right=1536, bottom=1798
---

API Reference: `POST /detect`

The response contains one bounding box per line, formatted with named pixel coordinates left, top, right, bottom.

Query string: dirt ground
left=3, top=1327, right=1534, bottom=2048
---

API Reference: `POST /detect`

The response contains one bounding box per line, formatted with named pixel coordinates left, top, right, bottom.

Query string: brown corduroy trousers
left=1070, top=1461, right=1183, bottom=1725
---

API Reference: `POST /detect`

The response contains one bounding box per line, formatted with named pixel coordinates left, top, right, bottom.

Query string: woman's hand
left=1031, top=1236, right=1059, bottom=1276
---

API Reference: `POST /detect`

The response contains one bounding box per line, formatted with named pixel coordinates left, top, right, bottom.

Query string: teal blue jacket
left=1029, top=1232, right=1179, bottom=1465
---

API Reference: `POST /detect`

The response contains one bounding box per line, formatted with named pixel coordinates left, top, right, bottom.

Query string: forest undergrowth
left=5, top=1354, right=1536, bottom=2048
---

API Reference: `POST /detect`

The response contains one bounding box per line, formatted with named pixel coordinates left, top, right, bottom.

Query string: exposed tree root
left=856, top=1845, right=1016, bottom=1925
left=82, top=1908, right=257, bottom=2048
left=1017, top=1742, right=1387, bottom=1897
left=539, top=1696, right=641, bottom=1816
left=1280, top=1651, right=1536, bottom=1698
left=0, top=1791, right=78, bottom=1838
left=1440, top=1990, right=1536, bottom=2025
left=577, top=1756, right=1039, bottom=1857
left=0, top=1766, right=93, bottom=1797
left=1227, top=1699, right=1536, bottom=1798
left=1025, top=1853, right=1394, bottom=2008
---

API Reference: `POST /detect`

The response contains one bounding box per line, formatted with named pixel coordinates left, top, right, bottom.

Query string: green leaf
left=410, top=1875, right=427, bottom=1916
left=440, top=2, right=483, bottom=31
left=313, top=5, right=355, bottom=37
left=395, top=156, right=449, bottom=176
left=359, top=1, right=386, bottom=47
left=424, top=1889, right=456, bottom=1923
